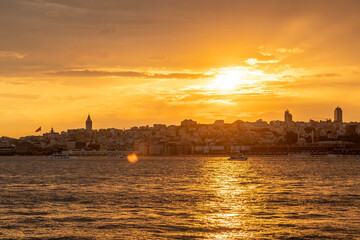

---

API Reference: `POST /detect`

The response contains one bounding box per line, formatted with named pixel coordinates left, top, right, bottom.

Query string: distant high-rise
left=86, top=114, right=93, bottom=132
left=334, top=107, right=343, bottom=123
left=284, top=109, right=293, bottom=123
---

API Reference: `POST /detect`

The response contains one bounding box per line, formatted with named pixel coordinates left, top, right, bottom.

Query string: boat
left=228, top=154, right=248, bottom=161
left=49, top=153, right=76, bottom=159
left=287, top=152, right=312, bottom=158
left=106, top=154, right=126, bottom=159
left=326, top=154, right=339, bottom=158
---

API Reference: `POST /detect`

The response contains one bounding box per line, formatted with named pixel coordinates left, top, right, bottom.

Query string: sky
left=0, top=0, right=360, bottom=137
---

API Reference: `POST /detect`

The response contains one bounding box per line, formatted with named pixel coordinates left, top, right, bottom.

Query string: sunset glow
left=1, top=2, right=360, bottom=239
left=209, top=67, right=276, bottom=91
left=0, top=1, right=359, bottom=137
left=209, top=69, right=246, bottom=90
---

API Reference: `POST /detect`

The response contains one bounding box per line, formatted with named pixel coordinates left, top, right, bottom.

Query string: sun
left=205, top=66, right=273, bottom=92
left=214, top=70, right=245, bottom=90
left=208, top=67, right=251, bottom=91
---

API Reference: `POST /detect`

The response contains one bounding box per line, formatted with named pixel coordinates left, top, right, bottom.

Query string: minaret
left=86, top=114, right=92, bottom=132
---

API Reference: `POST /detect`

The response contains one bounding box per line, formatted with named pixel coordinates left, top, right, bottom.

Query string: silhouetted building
left=213, top=120, right=225, bottom=127
left=86, top=114, right=92, bottom=132
left=334, top=107, right=343, bottom=123
left=284, top=110, right=293, bottom=123
left=181, top=119, right=197, bottom=127
left=345, top=123, right=358, bottom=135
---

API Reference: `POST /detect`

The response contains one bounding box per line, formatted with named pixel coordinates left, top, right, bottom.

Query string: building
left=86, top=114, right=93, bottom=132
left=213, top=120, right=225, bottom=127
left=345, top=123, right=358, bottom=135
left=284, top=110, right=293, bottom=123
left=181, top=119, right=197, bottom=127
left=334, top=107, right=343, bottom=123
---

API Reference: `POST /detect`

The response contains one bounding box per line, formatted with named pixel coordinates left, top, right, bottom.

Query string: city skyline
left=1, top=0, right=360, bottom=137
left=7, top=106, right=351, bottom=138
left=0, top=104, right=353, bottom=138
left=3, top=105, right=359, bottom=157
left=1, top=2, right=359, bottom=239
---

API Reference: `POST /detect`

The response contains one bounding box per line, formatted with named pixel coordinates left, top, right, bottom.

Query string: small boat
left=288, top=152, right=312, bottom=158
left=106, top=154, right=126, bottom=159
left=228, top=154, right=247, bottom=161
left=326, top=154, right=339, bottom=158
left=49, top=153, right=76, bottom=159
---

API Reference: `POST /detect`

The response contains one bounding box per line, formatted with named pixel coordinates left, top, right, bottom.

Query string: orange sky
left=0, top=0, right=360, bottom=137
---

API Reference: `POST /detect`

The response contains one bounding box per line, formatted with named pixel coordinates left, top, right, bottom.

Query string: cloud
left=51, top=70, right=213, bottom=79
left=0, top=51, right=26, bottom=59
left=257, top=46, right=274, bottom=57
left=304, top=73, right=341, bottom=78
left=45, top=10, right=60, bottom=17
left=277, top=48, right=304, bottom=54
left=0, top=93, right=39, bottom=99
left=194, top=111, right=256, bottom=120
left=245, top=58, right=280, bottom=65
left=149, top=55, right=168, bottom=61
left=150, top=73, right=213, bottom=79
left=152, top=85, right=286, bottom=107
left=52, top=70, right=144, bottom=77
left=258, top=51, right=274, bottom=57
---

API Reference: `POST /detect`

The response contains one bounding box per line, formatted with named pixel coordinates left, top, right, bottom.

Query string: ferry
left=228, top=154, right=248, bottom=161
left=49, top=153, right=76, bottom=159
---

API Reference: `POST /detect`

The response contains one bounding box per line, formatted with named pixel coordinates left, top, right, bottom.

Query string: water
left=0, top=156, right=359, bottom=239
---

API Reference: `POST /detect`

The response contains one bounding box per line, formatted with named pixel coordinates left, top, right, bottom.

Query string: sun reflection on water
left=196, top=157, right=259, bottom=239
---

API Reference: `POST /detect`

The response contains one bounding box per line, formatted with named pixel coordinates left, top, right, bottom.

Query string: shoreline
left=1, top=154, right=359, bottom=158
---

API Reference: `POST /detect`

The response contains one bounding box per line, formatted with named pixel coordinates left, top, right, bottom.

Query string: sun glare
left=212, top=70, right=245, bottom=90
left=127, top=153, right=139, bottom=163
left=207, top=67, right=263, bottom=91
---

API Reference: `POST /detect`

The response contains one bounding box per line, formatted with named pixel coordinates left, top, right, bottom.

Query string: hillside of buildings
left=1, top=108, right=360, bottom=156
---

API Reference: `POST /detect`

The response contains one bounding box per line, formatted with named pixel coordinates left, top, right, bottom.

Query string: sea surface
left=0, top=156, right=359, bottom=239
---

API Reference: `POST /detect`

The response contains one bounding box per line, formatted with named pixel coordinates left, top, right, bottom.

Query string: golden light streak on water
left=127, top=153, right=138, bottom=163
left=197, top=157, right=255, bottom=239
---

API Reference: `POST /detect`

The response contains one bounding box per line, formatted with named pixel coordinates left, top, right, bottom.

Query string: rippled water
left=0, top=156, right=359, bottom=239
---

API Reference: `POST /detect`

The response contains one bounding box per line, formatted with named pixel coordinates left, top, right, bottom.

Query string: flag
left=35, top=127, right=41, bottom=132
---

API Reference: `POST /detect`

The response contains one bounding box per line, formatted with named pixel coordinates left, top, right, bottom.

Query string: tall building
left=284, top=109, right=293, bottom=123
left=334, top=107, right=343, bottom=123
left=86, top=114, right=92, bottom=132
